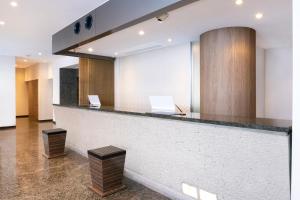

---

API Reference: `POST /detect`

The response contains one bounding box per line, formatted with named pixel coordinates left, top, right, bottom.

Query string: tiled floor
left=0, top=118, right=169, bottom=200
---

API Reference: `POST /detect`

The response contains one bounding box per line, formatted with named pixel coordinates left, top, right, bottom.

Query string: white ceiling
left=0, top=0, right=292, bottom=60
left=15, top=56, right=37, bottom=68
left=0, top=0, right=109, bottom=61
left=76, top=0, right=292, bottom=57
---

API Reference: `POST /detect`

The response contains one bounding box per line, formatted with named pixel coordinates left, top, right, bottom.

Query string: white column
left=292, top=0, right=300, bottom=199
left=0, top=56, right=16, bottom=127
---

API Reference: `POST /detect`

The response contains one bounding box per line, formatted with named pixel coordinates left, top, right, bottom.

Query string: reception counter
left=53, top=104, right=291, bottom=200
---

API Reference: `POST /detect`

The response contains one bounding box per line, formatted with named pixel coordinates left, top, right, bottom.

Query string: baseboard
left=38, top=119, right=53, bottom=123
left=16, top=115, right=29, bottom=118
left=65, top=144, right=191, bottom=200
left=0, top=126, right=16, bottom=130
left=124, top=169, right=192, bottom=200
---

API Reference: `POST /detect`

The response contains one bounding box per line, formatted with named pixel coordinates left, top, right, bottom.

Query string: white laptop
left=149, top=96, right=178, bottom=115
left=88, top=95, right=101, bottom=108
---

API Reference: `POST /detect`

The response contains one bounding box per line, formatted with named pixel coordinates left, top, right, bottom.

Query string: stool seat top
left=88, top=146, right=126, bottom=160
left=42, top=128, right=67, bottom=135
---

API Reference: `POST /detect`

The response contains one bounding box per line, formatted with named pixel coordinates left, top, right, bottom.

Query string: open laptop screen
left=149, top=96, right=176, bottom=113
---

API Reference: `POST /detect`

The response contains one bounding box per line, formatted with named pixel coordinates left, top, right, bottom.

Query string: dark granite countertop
left=53, top=104, right=292, bottom=135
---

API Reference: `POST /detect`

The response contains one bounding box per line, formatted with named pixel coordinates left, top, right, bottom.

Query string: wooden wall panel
left=200, top=27, right=256, bottom=117
left=79, top=58, right=114, bottom=106
left=27, top=80, right=39, bottom=120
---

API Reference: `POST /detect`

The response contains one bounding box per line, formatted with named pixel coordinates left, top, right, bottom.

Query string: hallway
left=0, top=118, right=168, bottom=200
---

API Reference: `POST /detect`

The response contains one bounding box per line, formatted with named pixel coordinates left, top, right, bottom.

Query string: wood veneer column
left=200, top=27, right=256, bottom=117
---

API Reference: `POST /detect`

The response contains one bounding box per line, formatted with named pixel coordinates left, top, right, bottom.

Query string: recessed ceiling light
left=38, top=52, right=42, bottom=56
left=167, top=38, right=173, bottom=43
left=10, top=1, right=18, bottom=7
left=88, top=48, right=94, bottom=52
left=138, top=30, right=145, bottom=36
left=235, top=0, right=243, bottom=6
left=0, top=21, right=5, bottom=26
left=114, top=52, right=119, bottom=56
left=255, top=12, right=264, bottom=20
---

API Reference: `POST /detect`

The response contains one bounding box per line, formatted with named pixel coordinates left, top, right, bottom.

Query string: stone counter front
left=54, top=105, right=290, bottom=200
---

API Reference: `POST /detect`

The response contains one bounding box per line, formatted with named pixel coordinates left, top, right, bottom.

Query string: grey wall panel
left=94, top=0, right=197, bottom=36
left=52, top=0, right=198, bottom=54
left=52, top=23, right=76, bottom=54
left=52, top=11, right=96, bottom=54
left=76, top=11, right=96, bottom=46
left=60, top=68, right=79, bottom=106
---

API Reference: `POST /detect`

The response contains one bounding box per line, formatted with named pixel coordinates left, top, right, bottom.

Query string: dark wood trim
left=52, top=121, right=56, bottom=125
left=16, top=115, right=29, bottom=118
left=38, top=119, right=54, bottom=123
left=0, top=126, right=16, bottom=130
left=60, top=51, right=115, bottom=62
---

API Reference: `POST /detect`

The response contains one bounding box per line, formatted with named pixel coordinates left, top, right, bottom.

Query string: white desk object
left=88, top=95, right=101, bottom=108
left=149, top=96, right=177, bottom=114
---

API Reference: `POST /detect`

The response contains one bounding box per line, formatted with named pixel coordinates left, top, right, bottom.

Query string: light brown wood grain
left=200, top=27, right=256, bottom=117
left=27, top=80, right=39, bottom=120
left=79, top=58, right=114, bottom=106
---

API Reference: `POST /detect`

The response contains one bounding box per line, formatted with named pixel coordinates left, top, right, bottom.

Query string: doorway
left=27, top=80, right=38, bottom=120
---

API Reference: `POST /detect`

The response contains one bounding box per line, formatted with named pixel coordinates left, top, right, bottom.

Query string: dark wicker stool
left=42, top=128, right=67, bottom=159
left=88, top=146, right=126, bottom=197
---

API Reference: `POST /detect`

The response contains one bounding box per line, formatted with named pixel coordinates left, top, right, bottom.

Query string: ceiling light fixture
left=38, top=52, right=42, bottom=56
left=255, top=12, right=264, bottom=20
left=114, top=52, right=119, bottom=56
left=88, top=48, right=94, bottom=52
left=167, top=38, right=173, bottom=43
left=235, top=0, right=243, bottom=6
left=138, top=30, right=145, bottom=36
left=10, top=1, right=18, bottom=7
left=0, top=21, right=5, bottom=26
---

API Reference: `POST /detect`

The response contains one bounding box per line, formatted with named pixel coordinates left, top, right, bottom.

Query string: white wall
left=191, top=42, right=200, bottom=113
left=49, top=45, right=292, bottom=121
left=25, top=63, right=53, bottom=120
left=265, top=48, right=293, bottom=120
left=38, top=65, right=53, bottom=120
left=292, top=0, right=299, bottom=199
left=115, top=43, right=192, bottom=111
left=50, top=56, right=79, bottom=105
left=16, top=68, right=29, bottom=116
left=0, top=56, right=16, bottom=127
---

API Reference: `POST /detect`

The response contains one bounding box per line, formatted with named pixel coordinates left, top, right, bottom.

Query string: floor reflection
left=0, top=118, right=169, bottom=200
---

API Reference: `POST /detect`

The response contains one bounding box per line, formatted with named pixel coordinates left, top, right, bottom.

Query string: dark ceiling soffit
left=52, top=0, right=199, bottom=58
